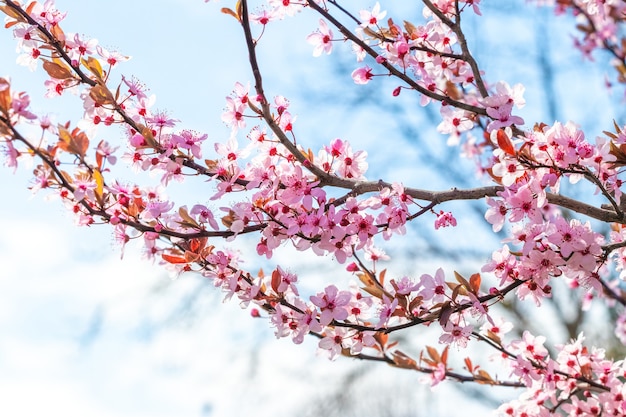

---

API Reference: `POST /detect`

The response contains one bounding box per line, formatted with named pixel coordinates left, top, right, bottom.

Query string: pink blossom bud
left=346, top=262, right=359, bottom=272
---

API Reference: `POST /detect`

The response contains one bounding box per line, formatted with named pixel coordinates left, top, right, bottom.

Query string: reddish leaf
left=469, top=273, right=481, bottom=294
left=25, top=1, right=37, bottom=16
left=177, top=206, right=200, bottom=229
left=374, top=332, right=388, bottom=349
left=82, top=56, right=104, bottom=80
left=93, top=169, right=104, bottom=199
left=426, top=345, right=441, bottom=363
left=441, top=346, right=449, bottom=366
left=89, top=84, right=115, bottom=106
left=391, top=351, right=418, bottom=370
left=476, top=369, right=495, bottom=384
left=379, top=268, right=387, bottom=285
left=57, top=126, right=89, bottom=157
left=496, top=129, right=515, bottom=155
left=221, top=7, right=239, bottom=21
left=0, top=78, right=10, bottom=113
left=271, top=269, right=281, bottom=293
left=485, top=330, right=502, bottom=346
left=162, top=253, right=188, bottom=264
left=0, top=5, right=25, bottom=23
left=438, top=302, right=453, bottom=327
left=50, top=22, right=65, bottom=43
left=42, top=59, right=74, bottom=80
left=403, top=20, right=418, bottom=39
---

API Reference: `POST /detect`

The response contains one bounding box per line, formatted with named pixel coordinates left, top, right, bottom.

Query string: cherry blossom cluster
left=482, top=121, right=622, bottom=302
left=534, top=0, right=626, bottom=95
left=2, top=1, right=626, bottom=415
left=497, top=331, right=626, bottom=416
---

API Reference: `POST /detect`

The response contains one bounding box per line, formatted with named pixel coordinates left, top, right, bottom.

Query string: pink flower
left=392, top=276, right=420, bottom=296
left=96, top=140, right=119, bottom=166
left=363, top=244, right=389, bottom=263
left=438, top=320, right=473, bottom=348
left=190, top=204, right=219, bottom=230
left=44, top=78, right=66, bottom=97
left=429, top=362, right=447, bottom=387
left=485, top=102, right=524, bottom=132
left=504, top=182, right=542, bottom=223
left=480, top=316, right=513, bottom=339
left=2, top=140, right=20, bottom=172
left=65, top=33, right=98, bottom=61
left=359, top=2, right=387, bottom=27
left=221, top=96, right=246, bottom=131
left=273, top=266, right=299, bottom=296
left=352, top=66, right=373, bottom=84
left=16, top=47, right=41, bottom=71
left=511, top=331, right=548, bottom=361
left=491, top=149, right=523, bottom=187
left=310, top=285, right=351, bottom=326
left=170, top=130, right=207, bottom=159
left=510, top=356, right=542, bottom=387
left=318, top=327, right=348, bottom=360
left=349, top=331, right=376, bottom=355
left=434, top=210, right=457, bottom=229
left=250, top=7, right=278, bottom=25
left=268, top=0, right=303, bottom=17
left=141, top=199, right=174, bottom=221
left=31, top=0, right=67, bottom=28
left=97, top=45, right=130, bottom=67
left=418, top=268, right=447, bottom=304
left=376, top=296, right=398, bottom=329
left=122, top=75, right=148, bottom=100
left=437, top=106, right=474, bottom=143
left=484, top=197, right=507, bottom=232
left=307, top=19, right=333, bottom=57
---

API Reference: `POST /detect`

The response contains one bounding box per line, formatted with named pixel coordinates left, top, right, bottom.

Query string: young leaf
left=82, top=56, right=104, bottom=80
left=496, top=129, right=515, bottom=156
left=0, top=5, right=26, bottom=24
left=93, top=168, right=104, bottom=199
left=271, top=269, right=281, bottom=293
left=438, top=302, right=453, bottom=327
left=469, top=273, right=481, bottom=294
left=0, top=78, right=11, bottom=113
left=221, top=7, right=240, bottom=21
left=391, top=351, right=418, bottom=370
left=373, top=332, right=388, bottom=349
left=476, top=370, right=495, bottom=385
left=162, top=252, right=188, bottom=264
left=441, top=346, right=449, bottom=366
left=426, top=345, right=441, bottom=363
left=89, top=84, right=115, bottom=106
left=43, top=59, right=74, bottom=80
left=178, top=206, right=200, bottom=229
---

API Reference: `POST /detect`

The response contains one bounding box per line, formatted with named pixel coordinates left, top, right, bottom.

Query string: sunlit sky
left=0, top=1, right=622, bottom=416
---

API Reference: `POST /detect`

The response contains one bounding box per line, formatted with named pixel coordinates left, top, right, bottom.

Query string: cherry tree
left=2, top=0, right=626, bottom=415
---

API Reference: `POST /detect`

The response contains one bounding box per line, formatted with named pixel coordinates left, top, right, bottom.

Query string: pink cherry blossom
left=307, top=19, right=333, bottom=57
left=351, top=66, right=373, bottom=85
left=434, top=210, right=457, bottom=229
left=359, top=2, right=387, bottom=28
left=310, top=285, right=351, bottom=326
left=438, top=320, right=473, bottom=348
